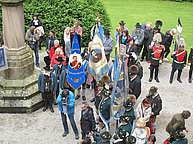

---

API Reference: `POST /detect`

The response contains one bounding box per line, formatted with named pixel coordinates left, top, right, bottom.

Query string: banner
left=88, top=26, right=109, bottom=81
left=0, top=47, right=8, bottom=71
left=67, top=33, right=85, bottom=89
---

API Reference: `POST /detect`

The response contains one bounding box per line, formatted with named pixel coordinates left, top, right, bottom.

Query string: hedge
left=0, top=0, right=111, bottom=47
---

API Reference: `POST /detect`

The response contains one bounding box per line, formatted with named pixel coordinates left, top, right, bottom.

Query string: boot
left=155, top=77, right=160, bottom=83
left=49, top=101, right=54, bottom=113
left=43, top=100, right=48, bottom=112
left=177, top=70, right=182, bottom=83
left=149, top=69, right=153, bottom=82
left=189, top=70, right=192, bottom=83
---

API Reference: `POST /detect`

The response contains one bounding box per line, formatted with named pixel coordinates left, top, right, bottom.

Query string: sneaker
left=82, top=96, right=86, bottom=101
left=163, top=58, right=169, bottom=62
left=75, top=95, right=80, bottom=100
left=75, top=134, right=79, bottom=139
left=62, top=131, right=69, bottom=137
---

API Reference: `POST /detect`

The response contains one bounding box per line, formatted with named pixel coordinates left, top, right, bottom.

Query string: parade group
left=15, top=13, right=193, bottom=144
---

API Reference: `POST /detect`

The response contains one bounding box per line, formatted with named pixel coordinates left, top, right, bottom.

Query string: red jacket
left=51, top=54, right=65, bottom=67
left=49, top=46, right=64, bottom=59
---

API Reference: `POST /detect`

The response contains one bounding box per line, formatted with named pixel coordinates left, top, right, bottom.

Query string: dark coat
left=80, top=107, right=96, bottom=132
left=166, top=113, right=186, bottom=136
left=129, top=75, right=141, bottom=99
left=143, top=28, right=153, bottom=47
left=46, top=35, right=58, bottom=51
left=164, top=30, right=173, bottom=48
left=188, top=48, right=193, bottom=70
left=120, top=35, right=130, bottom=45
left=82, top=47, right=90, bottom=61
left=30, top=18, right=43, bottom=28
left=147, top=94, right=162, bottom=115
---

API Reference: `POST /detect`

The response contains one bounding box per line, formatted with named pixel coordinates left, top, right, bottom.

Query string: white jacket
left=132, top=128, right=148, bottom=144
left=135, top=102, right=152, bottom=122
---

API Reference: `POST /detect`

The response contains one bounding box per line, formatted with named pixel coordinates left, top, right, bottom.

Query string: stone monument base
left=0, top=68, right=43, bottom=113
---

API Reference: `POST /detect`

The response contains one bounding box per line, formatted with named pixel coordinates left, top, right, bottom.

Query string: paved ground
left=0, top=52, right=193, bottom=144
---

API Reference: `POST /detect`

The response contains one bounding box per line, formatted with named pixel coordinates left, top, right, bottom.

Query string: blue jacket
left=51, top=64, right=65, bottom=76
left=59, top=70, right=66, bottom=90
left=38, top=73, right=57, bottom=93
left=56, top=90, right=74, bottom=115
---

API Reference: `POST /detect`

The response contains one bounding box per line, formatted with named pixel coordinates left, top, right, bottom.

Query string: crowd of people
left=0, top=13, right=191, bottom=144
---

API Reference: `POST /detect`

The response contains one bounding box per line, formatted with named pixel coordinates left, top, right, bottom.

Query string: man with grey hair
left=141, top=22, right=153, bottom=61
left=49, top=39, right=64, bottom=60
left=80, top=101, right=96, bottom=139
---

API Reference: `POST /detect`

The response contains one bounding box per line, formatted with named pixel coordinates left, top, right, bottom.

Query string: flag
left=111, top=60, right=126, bottom=120
left=88, top=26, right=109, bottom=81
left=67, top=33, right=85, bottom=89
left=0, top=47, right=8, bottom=71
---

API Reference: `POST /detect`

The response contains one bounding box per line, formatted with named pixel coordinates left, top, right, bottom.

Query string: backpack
left=44, top=74, right=52, bottom=92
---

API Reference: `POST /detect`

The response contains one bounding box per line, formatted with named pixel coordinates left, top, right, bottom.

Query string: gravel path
left=0, top=52, right=193, bottom=144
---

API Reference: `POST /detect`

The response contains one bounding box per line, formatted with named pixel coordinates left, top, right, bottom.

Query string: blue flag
left=67, top=33, right=85, bottom=89
left=0, top=47, right=8, bottom=71
left=88, top=26, right=109, bottom=81
left=111, top=61, right=126, bottom=120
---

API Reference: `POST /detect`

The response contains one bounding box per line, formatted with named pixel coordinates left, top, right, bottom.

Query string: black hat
left=100, top=131, right=111, bottom=141
left=129, top=65, right=139, bottom=75
left=123, top=99, right=133, bottom=109
left=119, top=114, right=130, bottom=123
left=104, top=30, right=110, bottom=36
left=119, top=21, right=126, bottom=26
left=44, top=65, right=51, bottom=71
left=117, top=129, right=126, bottom=139
left=101, top=88, right=110, bottom=97
left=55, top=57, right=64, bottom=62
left=135, top=22, right=141, bottom=28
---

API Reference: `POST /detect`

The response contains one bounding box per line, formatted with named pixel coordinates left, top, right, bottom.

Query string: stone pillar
left=0, top=0, right=43, bottom=113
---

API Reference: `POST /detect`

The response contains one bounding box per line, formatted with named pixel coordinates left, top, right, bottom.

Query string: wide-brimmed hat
left=101, top=88, right=110, bottom=97
left=44, top=65, right=51, bottom=71
left=175, top=130, right=185, bottom=139
left=104, top=30, right=110, bottom=36
left=120, top=114, right=130, bottom=123
left=55, top=57, right=64, bottom=62
left=135, top=22, right=141, bottom=28
left=100, top=131, right=111, bottom=141
left=117, top=129, right=126, bottom=139
left=119, top=21, right=126, bottom=26
left=123, top=99, right=133, bottom=109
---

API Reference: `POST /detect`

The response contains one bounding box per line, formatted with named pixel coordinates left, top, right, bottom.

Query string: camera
left=61, top=97, right=67, bottom=105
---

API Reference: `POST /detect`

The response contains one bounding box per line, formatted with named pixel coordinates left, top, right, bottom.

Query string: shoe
left=75, top=134, right=79, bottom=139
left=62, top=131, right=69, bottom=137
left=75, top=95, right=80, bottom=100
left=140, top=58, right=144, bottom=62
left=90, top=98, right=95, bottom=102
left=43, top=107, right=47, bottom=112
left=82, top=95, right=86, bottom=101
left=36, top=64, right=40, bottom=68
left=188, top=78, right=192, bottom=83
left=43, top=101, right=48, bottom=112
left=155, top=78, right=160, bottom=83
left=177, top=78, right=182, bottom=83
left=163, top=58, right=169, bottom=62
left=148, top=78, right=153, bottom=82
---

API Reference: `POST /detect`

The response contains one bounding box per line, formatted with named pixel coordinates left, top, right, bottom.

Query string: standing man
left=103, top=30, right=114, bottom=62
left=188, top=46, right=193, bottom=83
left=38, top=65, right=56, bottom=113
left=71, top=20, right=82, bottom=49
left=146, top=86, right=162, bottom=134
left=128, top=65, right=141, bottom=99
left=141, top=23, right=153, bottom=61
left=51, top=57, right=65, bottom=100
left=56, top=89, right=79, bottom=139
left=148, top=40, right=164, bottom=83
left=170, top=38, right=187, bottom=83
left=46, top=30, right=58, bottom=54
left=25, top=26, right=40, bottom=67
left=163, top=28, right=176, bottom=61
left=80, top=101, right=96, bottom=139
left=166, top=110, right=191, bottom=142
left=131, top=23, right=144, bottom=56
left=114, top=21, right=128, bottom=38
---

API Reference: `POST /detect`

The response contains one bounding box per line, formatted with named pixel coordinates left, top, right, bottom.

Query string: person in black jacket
left=146, top=86, right=162, bottom=134
left=128, top=65, right=141, bottom=99
left=113, top=129, right=127, bottom=144
left=163, top=29, right=176, bottom=61
left=141, top=23, right=153, bottom=61
left=80, top=101, right=96, bottom=139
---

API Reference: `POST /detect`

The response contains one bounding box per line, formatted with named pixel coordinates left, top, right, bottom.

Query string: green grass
left=103, top=0, right=193, bottom=60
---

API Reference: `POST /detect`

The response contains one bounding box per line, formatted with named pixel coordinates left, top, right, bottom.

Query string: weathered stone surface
left=0, top=0, right=25, bottom=4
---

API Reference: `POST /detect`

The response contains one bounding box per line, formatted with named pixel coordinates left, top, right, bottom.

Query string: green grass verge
left=103, top=0, right=193, bottom=60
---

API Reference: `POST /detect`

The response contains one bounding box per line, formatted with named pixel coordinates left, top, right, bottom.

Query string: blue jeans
left=29, top=44, right=39, bottom=66
left=61, top=112, right=78, bottom=135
